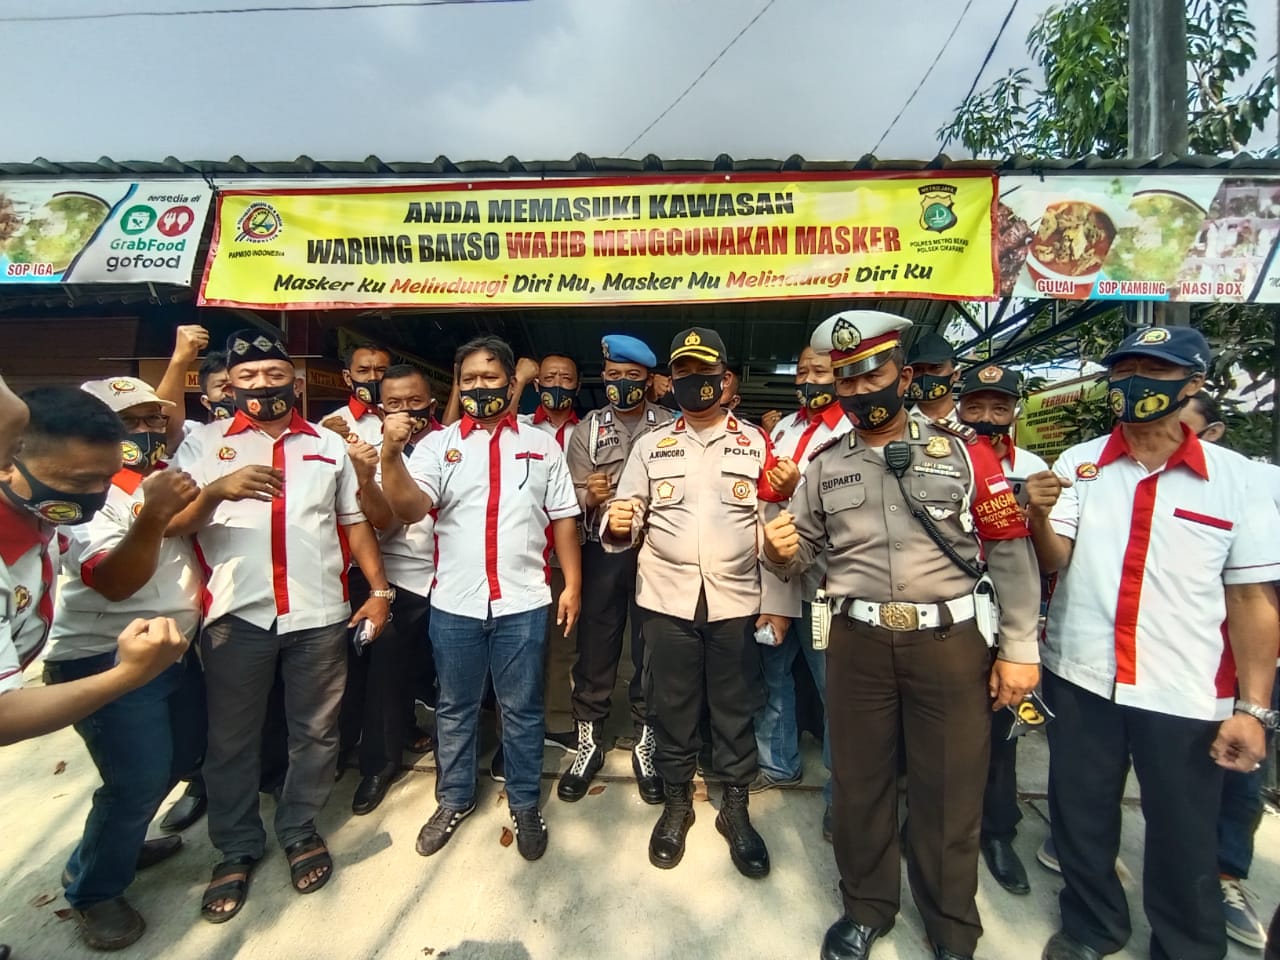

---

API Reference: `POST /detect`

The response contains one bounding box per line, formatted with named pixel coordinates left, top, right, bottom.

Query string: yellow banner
left=1016, top=375, right=1108, bottom=462
left=199, top=174, right=997, bottom=309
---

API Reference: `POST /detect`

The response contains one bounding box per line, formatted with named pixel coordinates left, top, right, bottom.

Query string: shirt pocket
left=821, top=482, right=866, bottom=512
left=720, top=460, right=759, bottom=509
left=1168, top=506, right=1234, bottom=566
left=648, top=457, right=687, bottom=508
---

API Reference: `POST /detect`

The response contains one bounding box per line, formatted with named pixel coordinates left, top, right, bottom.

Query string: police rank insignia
left=925, top=436, right=951, bottom=458
left=656, top=436, right=678, bottom=449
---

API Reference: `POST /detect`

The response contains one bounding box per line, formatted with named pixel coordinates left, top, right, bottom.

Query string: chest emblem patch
left=656, top=480, right=676, bottom=501
left=925, top=436, right=951, bottom=458
left=445, top=448, right=462, bottom=464
left=656, top=436, right=678, bottom=449
left=1076, top=462, right=1099, bottom=480
left=217, top=446, right=237, bottom=461
left=732, top=480, right=752, bottom=500
left=13, top=585, right=31, bottom=613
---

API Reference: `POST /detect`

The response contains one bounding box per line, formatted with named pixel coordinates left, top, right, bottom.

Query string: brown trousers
left=828, top=615, right=992, bottom=956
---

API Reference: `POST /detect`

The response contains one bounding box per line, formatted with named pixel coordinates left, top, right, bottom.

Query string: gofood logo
left=235, top=202, right=283, bottom=243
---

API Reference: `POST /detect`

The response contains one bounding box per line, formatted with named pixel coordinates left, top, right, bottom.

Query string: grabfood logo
left=236, top=202, right=283, bottom=243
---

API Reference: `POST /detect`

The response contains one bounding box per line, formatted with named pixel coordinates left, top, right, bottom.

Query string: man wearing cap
left=320, top=341, right=393, bottom=445
left=953, top=363, right=1049, bottom=897
left=604, top=326, right=799, bottom=878
left=754, top=342, right=849, bottom=838
left=42, top=377, right=204, bottom=950
left=763, top=310, right=1041, bottom=960
left=906, top=331, right=960, bottom=422
left=169, top=330, right=393, bottom=921
left=560, top=334, right=673, bottom=804
left=1026, top=326, right=1280, bottom=960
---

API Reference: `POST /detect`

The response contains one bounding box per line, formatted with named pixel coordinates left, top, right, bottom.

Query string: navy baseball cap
left=601, top=334, right=657, bottom=369
left=958, top=364, right=1022, bottom=399
left=906, top=331, right=956, bottom=366
left=1103, top=326, right=1210, bottom=374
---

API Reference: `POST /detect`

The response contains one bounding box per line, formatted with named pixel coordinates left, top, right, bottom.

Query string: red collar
left=224, top=409, right=320, bottom=439
left=0, top=496, right=51, bottom=567
left=111, top=468, right=144, bottom=496
left=459, top=411, right=519, bottom=439
left=532, top=405, right=580, bottom=427
left=347, top=395, right=379, bottom=421
left=1098, top=422, right=1209, bottom=480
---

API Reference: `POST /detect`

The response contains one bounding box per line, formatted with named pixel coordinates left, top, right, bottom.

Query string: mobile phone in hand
left=350, top=618, right=373, bottom=656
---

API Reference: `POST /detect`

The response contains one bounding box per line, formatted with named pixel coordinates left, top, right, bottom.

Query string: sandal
left=285, top=834, right=333, bottom=894
left=200, top=856, right=258, bottom=924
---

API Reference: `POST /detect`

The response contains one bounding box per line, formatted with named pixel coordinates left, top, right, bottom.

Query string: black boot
left=556, top=720, right=605, bottom=802
left=715, top=783, right=770, bottom=878
left=631, top=724, right=664, bottom=805
left=649, top=781, right=695, bottom=869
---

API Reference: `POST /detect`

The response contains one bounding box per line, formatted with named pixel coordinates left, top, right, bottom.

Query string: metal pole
left=1129, top=0, right=1190, bottom=326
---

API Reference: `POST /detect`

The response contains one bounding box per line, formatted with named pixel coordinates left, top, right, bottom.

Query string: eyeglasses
left=120, top=413, right=169, bottom=431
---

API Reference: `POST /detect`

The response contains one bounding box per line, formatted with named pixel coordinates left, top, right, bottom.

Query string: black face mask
left=959, top=418, right=1010, bottom=438
left=672, top=373, right=722, bottom=414
left=907, top=374, right=953, bottom=404
left=233, top=384, right=296, bottom=422
left=207, top=398, right=236, bottom=422
left=350, top=378, right=380, bottom=407
left=840, top=381, right=906, bottom=430
left=460, top=385, right=511, bottom=420
left=0, top=458, right=108, bottom=526
left=605, top=377, right=647, bottom=411
left=1108, top=374, right=1192, bottom=424
left=121, top=431, right=167, bottom=473
left=538, top=385, right=577, bottom=413
left=797, top=382, right=837, bottom=412
left=404, top=406, right=437, bottom=437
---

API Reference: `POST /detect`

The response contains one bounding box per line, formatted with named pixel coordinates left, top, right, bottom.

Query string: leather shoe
left=159, top=786, right=206, bottom=833
left=352, top=767, right=404, bottom=815
left=75, top=896, right=145, bottom=950
left=136, top=835, right=183, bottom=871
left=980, top=834, right=1030, bottom=895
left=649, top=781, right=695, bottom=869
left=1042, top=931, right=1103, bottom=960
left=715, top=783, right=769, bottom=878
left=934, top=948, right=973, bottom=959
left=0, top=943, right=10, bottom=960
left=821, top=916, right=894, bottom=960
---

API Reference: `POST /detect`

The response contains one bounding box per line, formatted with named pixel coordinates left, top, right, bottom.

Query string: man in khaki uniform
left=764, top=311, right=1040, bottom=960
left=604, top=327, right=799, bottom=878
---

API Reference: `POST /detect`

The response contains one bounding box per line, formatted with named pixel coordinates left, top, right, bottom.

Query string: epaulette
left=931, top=418, right=978, bottom=443
left=807, top=433, right=847, bottom=462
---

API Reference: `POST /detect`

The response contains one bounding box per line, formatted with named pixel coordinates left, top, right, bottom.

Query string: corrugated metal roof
left=1, top=152, right=1279, bottom=179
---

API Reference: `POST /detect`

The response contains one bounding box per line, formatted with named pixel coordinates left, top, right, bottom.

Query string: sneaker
left=544, top=729, right=578, bottom=752
left=1222, top=876, right=1267, bottom=949
left=489, top=745, right=506, bottom=783
left=510, top=807, right=548, bottom=861
left=1037, top=836, right=1061, bottom=874
left=415, top=802, right=476, bottom=857
left=748, top=769, right=803, bottom=794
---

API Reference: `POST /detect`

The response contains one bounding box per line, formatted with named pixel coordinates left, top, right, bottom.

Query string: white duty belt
left=832, top=595, right=976, bottom=632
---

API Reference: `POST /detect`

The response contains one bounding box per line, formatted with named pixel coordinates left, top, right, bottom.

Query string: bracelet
left=1233, top=699, right=1280, bottom=731
left=369, top=588, right=397, bottom=602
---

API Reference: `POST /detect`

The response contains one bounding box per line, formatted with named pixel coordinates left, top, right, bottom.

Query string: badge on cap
left=109, top=379, right=136, bottom=395
left=685, top=332, right=701, bottom=346
left=977, top=366, right=1003, bottom=384
left=831, top=318, right=861, bottom=352
left=1136, top=327, right=1171, bottom=345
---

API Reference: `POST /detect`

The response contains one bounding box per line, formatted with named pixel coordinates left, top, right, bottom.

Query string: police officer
left=560, top=335, right=673, bottom=803
left=604, top=327, right=799, bottom=878
left=955, top=364, right=1049, bottom=897
left=906, top=330, right=959, bottom=421
left=763, top=311, right=1041, bottom=960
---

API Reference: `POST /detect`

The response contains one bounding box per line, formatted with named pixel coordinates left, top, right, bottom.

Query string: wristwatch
left=369, top=588, right=397, bottom=602
left=1233, top=699, right=1280, bottom=731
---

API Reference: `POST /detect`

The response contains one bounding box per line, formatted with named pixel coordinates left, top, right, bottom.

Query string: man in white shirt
left=1028, top=326, right=1280, bottom=960
left=321, top=341, right=393, bottom=445
left=170, top=330, right=393, bottom=923
left=43, top=377, right=202, bottom=951
left=381, top=335, right=582, bottom=863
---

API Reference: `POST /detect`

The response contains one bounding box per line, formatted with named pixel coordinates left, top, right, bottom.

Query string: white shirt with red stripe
left=328, top=397, right=384, bottom=445
left=371, top=434, right=436, bottom=600
left=0, top=500, right=61, bottom=692
left=173, top=410, right=365, bottom=633
left=408, top=412, right=580, bottom=620
left=518, top=406, right=579, bottom=451
left=1045, top=425, right=1280, bottom=720
left=771, top=402, right=851, bottom=468
left=45, top=468, right=202, bottom=661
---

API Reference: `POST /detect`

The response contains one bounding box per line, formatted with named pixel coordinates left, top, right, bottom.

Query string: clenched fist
left=761, top=409, right=782, bottom=434
left=139, top=469, right=199, bottom=522
left=765, top=457, right=800, bottom=499
left=763, top=510, right=800, bottom=563
left=346, top=440, right=380, bottom=485
left=607, top=498, right=639, bottom=539
left=516, top=357, right=540, bottom=384
left=1026, top=470, right=1071, bottom=518
left=381, top=412, right=415, bottom=455
left=585, top=472, right=614, bottom=509
left=320, top=414, right=353, bottom=439
left=173, top=324, right=209, bottom=364
left=117, top=616, right=190, bottom=683
left=211, top=465, right=283, bottom=502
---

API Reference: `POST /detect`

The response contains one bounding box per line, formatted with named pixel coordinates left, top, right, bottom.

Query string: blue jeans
left=44, top=650, right=206, bottom=909
left=430, top=605, right=548, bottom=811
left=753, top=601, right=831, bottom=803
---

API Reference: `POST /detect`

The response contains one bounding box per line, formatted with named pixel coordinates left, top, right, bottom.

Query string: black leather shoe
left=75, top=896, right=146, bottom=950
left=649, top=781, right=695, bottom=869
left=934, top=947, right=973, bottom=960
left=715, top=783, right=770, bottom=878
left=136, top=835, right=183, bottom=871
left=821, top=916, right=894, bottom=960
left=0, top=943, right=10, bottom=960
left=557, top=721, right=604, bottom=802
left=981, top=834, right=1030, bottom=895
left=631, top=724, right=663, bottom=805
left=1042, top=931, right=1103, bottom=960
left=352, top=767, right=404, bottom=815
left=159, top=783, right=207, bottom=834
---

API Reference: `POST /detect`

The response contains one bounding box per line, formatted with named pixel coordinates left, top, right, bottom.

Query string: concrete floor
left=2, top=706, right=1278, bottom=959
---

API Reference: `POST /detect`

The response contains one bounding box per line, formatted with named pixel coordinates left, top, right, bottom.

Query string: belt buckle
left=879, top=601, right=918, bottom=631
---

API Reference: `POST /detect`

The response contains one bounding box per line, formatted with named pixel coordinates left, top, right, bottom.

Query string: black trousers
left=339, top=578, right=433, bottom=777
left=1044, top=670, right=1226, bottom=960
left=571, top=540, right=647, bottom=731
left=982, top=707, right=1021, bottom=840
left=641, top=592, right=763, bottom=786
left=828, top=616, right=991, bottom=956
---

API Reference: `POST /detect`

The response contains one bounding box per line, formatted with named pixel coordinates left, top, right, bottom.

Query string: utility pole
left=1128, top=0, right=1190, bottom=327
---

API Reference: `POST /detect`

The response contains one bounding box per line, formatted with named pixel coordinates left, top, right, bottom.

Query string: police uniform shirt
left=607, top=412, right=796, bottom=622
left=772, top=419, right=1041, bottom=663
left=46, top=468, right=202, bottom=661
left=327, top=397, right=384, bottom=446
left=0, top=499, right=63, bottom=689
left=565, top=402, right=672, bottom=522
